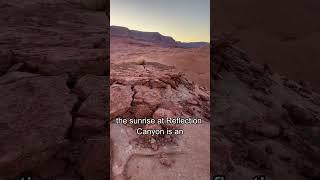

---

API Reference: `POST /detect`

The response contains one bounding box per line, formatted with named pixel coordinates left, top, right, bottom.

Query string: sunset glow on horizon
left=110, top=0, right=210, bottom=43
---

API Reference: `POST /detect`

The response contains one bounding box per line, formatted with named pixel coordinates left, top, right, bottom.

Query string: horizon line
left=110, top=24, right=210, bottom=43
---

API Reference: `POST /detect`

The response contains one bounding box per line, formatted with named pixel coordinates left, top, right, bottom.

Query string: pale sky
left=110, top=0, right=210, bottom=42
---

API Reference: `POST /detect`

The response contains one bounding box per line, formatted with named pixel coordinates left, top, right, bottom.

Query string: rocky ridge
left=212, top=37, right=320, bottom=180
left=111, top=25, right=209, bottom=48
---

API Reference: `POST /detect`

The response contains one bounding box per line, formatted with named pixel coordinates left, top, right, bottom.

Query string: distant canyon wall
left=110, top=26, right=209, bottom=48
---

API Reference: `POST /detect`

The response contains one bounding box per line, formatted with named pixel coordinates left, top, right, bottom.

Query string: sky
left=110, top=0, right=210, bottom=42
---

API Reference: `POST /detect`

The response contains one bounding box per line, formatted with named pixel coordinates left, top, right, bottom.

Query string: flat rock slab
left=110, top=122, right=210, bottom=180
left=0, top=73, right=76, bottom=178
left=126, top=122, right=210, bottom=180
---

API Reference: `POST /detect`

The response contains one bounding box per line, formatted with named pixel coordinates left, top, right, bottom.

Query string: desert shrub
left=136, top=59, right=146, bottom=65
left=80, top=0, right=106, bottom=11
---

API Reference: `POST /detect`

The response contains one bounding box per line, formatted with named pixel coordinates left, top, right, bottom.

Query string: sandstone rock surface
left=0, top=74, right=74, bottom=178
left=212, top=38, right=320, bottom=180
left=110, top=62, right=210, bottom=180
left=0, top=0, right=108, bottom=179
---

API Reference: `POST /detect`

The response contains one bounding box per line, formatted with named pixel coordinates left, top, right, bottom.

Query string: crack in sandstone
left=0, top=0, right=108, bottom=179
left=130, top=85, right=136, bottom=107
left=65, top=75, right=88, bottom=140
left=121, top=150, right=185, bottom=180
left=111, top=126, right=185, bottom=180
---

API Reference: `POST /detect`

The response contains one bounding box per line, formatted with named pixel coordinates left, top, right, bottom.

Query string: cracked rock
left=75, top=75, right=108, bottom=120
left=110, top=62, right=210, bottom=180
left=0, top=75, right=75, bottom=178
left=133, top=85, right=162, bottom=108
left=212, top=38, right=320, bottom=179
left=110, top=84, right=134, bottom=120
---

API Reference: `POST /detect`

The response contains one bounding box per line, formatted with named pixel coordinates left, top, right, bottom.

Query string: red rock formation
left=0, top=0, right=108, bottom=179
left=212, top=38, right=320, bottom=180
left=110, top=62, right=210, bottom=180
